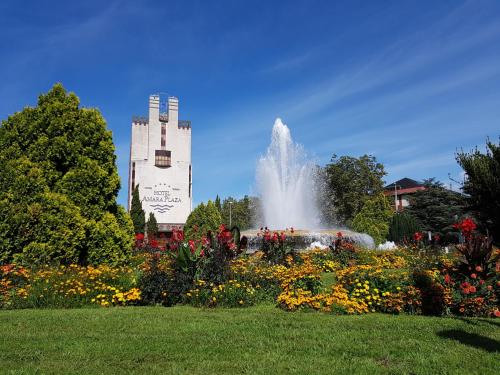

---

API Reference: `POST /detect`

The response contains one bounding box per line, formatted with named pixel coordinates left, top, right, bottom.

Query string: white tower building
left=128, top=94, right=192, bottom=232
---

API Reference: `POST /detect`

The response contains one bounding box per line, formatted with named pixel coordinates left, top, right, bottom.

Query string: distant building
left=384, top=178, right=426, bottom=211
left=128, top=94, right=192, bottom=232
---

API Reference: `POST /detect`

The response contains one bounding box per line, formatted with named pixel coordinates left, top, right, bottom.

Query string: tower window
left=155, top=150, right=171, bottom=168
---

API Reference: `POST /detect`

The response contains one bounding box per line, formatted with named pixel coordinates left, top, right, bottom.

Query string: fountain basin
left=241, top=229, right=375, bottom=252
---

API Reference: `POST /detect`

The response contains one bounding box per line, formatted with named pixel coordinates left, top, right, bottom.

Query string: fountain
left=242, top=118, right=375, bottom=250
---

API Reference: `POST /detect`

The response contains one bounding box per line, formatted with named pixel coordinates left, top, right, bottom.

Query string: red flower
left=272, top=232, right=279, bottom=242
left=413, top=232, right=423, bottom=242
left=494, top=310, right=500, bottom=318
left=135, top=233, right=145, bottom=241
left=453, top=218, right=476, bottom=239
left=280, top=232, right=286, bottom=241
left=433, top=234, right=440, bottom=242
left=444, top=274, right=452, bottom=284
left=264, top=231, right=271, bottom=241
left=337, top=232, right=343, bottom=238
left=479, top=279, right=485, bottom=285
left=219, top=224, right=226, bottom=232
left=188, top=240, right=196, bottom=254
left=201, top=236, right=210, bottom=247
left=150, top=239, right=159, bottom=248
left=172, top=229, right=184, bottom=242
left=469, top=286, right=477, bottom=293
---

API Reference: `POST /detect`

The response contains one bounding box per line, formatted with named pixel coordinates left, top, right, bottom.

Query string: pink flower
left=189, top=240, right=195, bottom=253
left=494, top=310, right=500, bottom=318
left=487, top=285, right=493, bottom=291
left=475, top=266, right=483, bottom=272
left=469, top=286, right=477, bottom=293
left=471, top=273, right=477, bottom=279
left=280, top=232, right=286, bottom=241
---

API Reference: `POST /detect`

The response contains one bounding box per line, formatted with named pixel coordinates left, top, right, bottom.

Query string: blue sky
left=1, top=0, right=499, bottom=207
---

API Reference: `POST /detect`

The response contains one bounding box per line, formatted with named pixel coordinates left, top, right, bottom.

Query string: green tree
left=220, top=196, right=252, bottom=230
left=184, top=200, right=223, bottom=240
left=405, top=179, right=467, bottom=242
left=352, top=193, right=393, bottom=246
left=0, top=83, right=134, bottom=265
left=214, top=195, right=222, bottom=213
left=146, top=212, right=159, bottom=239
left=456, top=139, right=500, bottom=243
left=130, top=185, right=145, bottom=234
left=320, top=154, right=386, bottom=225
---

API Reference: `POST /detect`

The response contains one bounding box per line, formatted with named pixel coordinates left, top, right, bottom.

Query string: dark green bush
left=388, top=212, right=421, bottom=244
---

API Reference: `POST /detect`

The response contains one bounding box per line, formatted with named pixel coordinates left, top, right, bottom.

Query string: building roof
left=384, top=178, right=424, bottom=190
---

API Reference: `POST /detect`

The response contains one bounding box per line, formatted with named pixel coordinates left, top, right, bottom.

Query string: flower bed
left=1, top=220, right=499, bottom=317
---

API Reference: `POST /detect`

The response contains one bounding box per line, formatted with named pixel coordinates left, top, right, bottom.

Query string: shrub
left=352, top=193, right=393, bottom=245
left=2, top=264, right=140, bottom=309
left=0, top=84, right=134, bottom=265
left=260, top=229, right=295, bottom=264
left=197, top=225, right=247, bottom=283
left=184, top=201, right=222, bottom=240
left=329, top=233, right=359, bottom=267
left=185, top=279, right=259, bottom=307
left=388, top=212, right=421, bottom=244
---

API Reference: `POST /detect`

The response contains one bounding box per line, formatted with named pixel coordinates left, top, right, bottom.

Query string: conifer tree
left=456, top=139, right=500, bottom=243
left=130, top=185, right=145, bottom=233
left=146, top=212, right=159, bottom=238
left=215, top=195, right=222, bottom=212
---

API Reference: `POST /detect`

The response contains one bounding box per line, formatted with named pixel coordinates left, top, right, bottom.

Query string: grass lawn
left=1, top=305, right=499, bottom=374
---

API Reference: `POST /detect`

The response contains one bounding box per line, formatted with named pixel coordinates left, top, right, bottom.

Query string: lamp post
left=229, top=201, right=234, bottom=228
left=394, top=184, right=401, bottom=212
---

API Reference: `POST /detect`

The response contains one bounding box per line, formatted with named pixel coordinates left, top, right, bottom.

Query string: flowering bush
left=185, top=279, right=260, bottom=307
left=328, top=232, right=359, bottom=266
left=259, top=228, right=295, bottom=264
left=1, top=263, right=140, bottom=308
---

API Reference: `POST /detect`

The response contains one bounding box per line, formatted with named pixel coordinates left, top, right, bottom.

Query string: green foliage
left=137, top=256, right=171, bottom=306
left=214, top=195, right=222, bottom=212
left=388, top=212, right=421, bottom=244
left=352, top=193, right=393, bottom=245
left=220, top=195, right=254, bottom=230
left=197, top=226, right=247, bottom=284
left=320, top=154, right=386, bottom=225
left=456, top=139, right=500, bottom=243
left=130, top=185, right=145, bottom=234
left=184, top=200, right=222, bottom=240
left=146, top=212, right=159, bottom=238
left=405, top=179, right=467, bottom=241
left=0, top=84, right=134, bottom=265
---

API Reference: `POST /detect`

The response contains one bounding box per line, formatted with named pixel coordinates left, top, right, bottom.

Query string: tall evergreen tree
left=146, top=212, right=159, bottom=239
left=130, top=185, right=145, bottom=234
left=456, top=139, right=500, bottom=243
left=215, top=195, right=222, bottom=213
